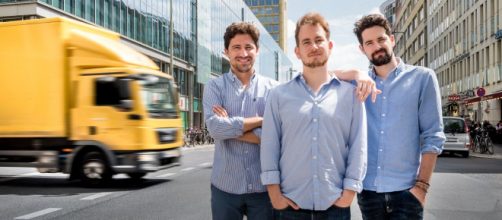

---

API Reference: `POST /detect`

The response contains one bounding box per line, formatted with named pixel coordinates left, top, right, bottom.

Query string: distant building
left=393, top=0, right=427, bottom=67
left=380, top=0, right=397, bottom=26
left=244, top=0, right=287, bottom=52
left=427, top=0, right=502, bottom=122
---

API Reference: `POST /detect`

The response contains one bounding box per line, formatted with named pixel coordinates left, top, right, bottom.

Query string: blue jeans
left=273, top=206, right=350, bottom=220
left=357, top=189, right=423, bottom=220
left=211, top=185, right=273, bottom=220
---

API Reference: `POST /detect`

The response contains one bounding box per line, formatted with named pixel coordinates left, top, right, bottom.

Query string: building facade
left=428, top=0, right=502, bottom=123
left=393, top=0, right=428, bottom=67
left=380, top=0, right=397, bottom=26
left=0, top=0, right=292, bottom=129
left=244, top=0, right=287, bottom=52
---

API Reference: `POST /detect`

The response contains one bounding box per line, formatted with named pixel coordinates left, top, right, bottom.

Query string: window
left=95, top=78, right=126, bottom=106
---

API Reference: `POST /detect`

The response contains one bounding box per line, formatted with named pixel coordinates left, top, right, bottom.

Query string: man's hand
left=213, top=105, right=228, bottom=118
left=354, top=71, right=381, bottom=103
left=333, top=189, right=356, bottom=208
left=409, top=186, right=426, bottom=207
left=267, top=184, right=300, bottom=210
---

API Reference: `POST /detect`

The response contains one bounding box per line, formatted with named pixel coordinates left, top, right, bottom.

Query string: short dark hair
left=295, top=12, right=330, bottom=47
left=353, top=14, right=392, bottom=45
left=224, top=22, right=260, bottom=50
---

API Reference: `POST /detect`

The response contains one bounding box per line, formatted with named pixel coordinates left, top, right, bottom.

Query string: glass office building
left=244, top=0, right=287, bottom=51
left=0, top=0, right=293, bottom=129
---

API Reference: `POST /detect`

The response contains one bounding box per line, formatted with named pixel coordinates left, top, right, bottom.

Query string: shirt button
left=313, top=137, right=317, bottom=141
left=383, top=96, right=387, bottom=100
left=378, top=166, right=381, bottom=169
left=248, top=184, right=252, bottom=189
left=380, top=131, right=384, bottom=134
left=313, top=156, right=317, bottom=160
left=380, top=81, right=384, bottom=84
left=313, top=118, right=318, bottom=122
left=314, top=101, right=318, bottom=105
left=382, top=114, right=386, bottom=117
left=245, top=151, right=248, bottom=154
left=379, top=149, right=383, bottom=152
left=313, top=175, right=318, bottom=178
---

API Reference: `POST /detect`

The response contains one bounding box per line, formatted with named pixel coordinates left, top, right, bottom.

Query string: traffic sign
left=477, top=88, right=486, bottom=97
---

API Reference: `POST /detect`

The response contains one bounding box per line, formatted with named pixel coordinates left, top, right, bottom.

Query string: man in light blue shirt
left=203, top=22, right=278, bottom=220
left=261, top=12, right=367, bottom=219
left=352, top=14, right=445, bottom=220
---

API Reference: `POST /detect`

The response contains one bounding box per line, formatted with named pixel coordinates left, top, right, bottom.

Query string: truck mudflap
left=112, top=148, right=181, bottom=173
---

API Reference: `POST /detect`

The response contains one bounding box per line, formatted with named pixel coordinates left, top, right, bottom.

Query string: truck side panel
left=0, top=21, right=66, bottom=137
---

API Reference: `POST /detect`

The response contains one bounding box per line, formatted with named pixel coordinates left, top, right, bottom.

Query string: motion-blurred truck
left=0, top=17, right=183, bottom=185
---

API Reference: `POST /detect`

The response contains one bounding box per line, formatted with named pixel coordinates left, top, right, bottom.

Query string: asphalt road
left=0, top=146, right=501, bottom=220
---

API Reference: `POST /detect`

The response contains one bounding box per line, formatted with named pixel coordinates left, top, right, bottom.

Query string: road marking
left=180, top=167, right=194, bottom=172
left=198, top=162, right=212, bottom=167
left=15, top=208, right=61, bottom=219
left=80, top=192, right=113, bottom=201
left=156, top=172, right=176, bottom=178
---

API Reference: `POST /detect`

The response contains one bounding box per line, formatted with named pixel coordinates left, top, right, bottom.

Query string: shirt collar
left=295, top=72, right=341, bottom=86
left=369, top=57, right=405, bottom=80
left=226, top=69, right=258, bottom=87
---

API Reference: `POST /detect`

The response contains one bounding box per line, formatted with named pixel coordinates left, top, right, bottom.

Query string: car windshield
left=443, top=118, right=465, bottom=133
left=139, top=75, right=178, bottom=118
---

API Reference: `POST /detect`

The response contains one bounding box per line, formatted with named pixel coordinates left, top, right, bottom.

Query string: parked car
left=442, top=117, right=470, bottom=158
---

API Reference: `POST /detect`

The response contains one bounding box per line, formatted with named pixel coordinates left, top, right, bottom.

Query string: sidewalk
left=470, top=142, right=502, bottom=159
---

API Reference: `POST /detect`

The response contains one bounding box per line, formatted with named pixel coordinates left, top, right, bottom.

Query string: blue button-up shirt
left=203, top=71, right=279, bottom=194
left=260, top=74, right=367, bottom=211
left=364, top=58, right=445, bottom=193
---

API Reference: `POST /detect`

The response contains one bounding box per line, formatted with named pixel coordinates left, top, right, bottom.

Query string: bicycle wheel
left=486, top=138, right=495, bottom=155
left=473, top=138, right=480, bottom=153
left=480, top=138, right=488, bottom=154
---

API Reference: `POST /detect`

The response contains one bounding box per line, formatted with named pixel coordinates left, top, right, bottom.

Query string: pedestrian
left=202, top=22, right=278, bottom=220
left=351, top=14, right=446, bottom=220
left=260, top=12, right=367, bottom=220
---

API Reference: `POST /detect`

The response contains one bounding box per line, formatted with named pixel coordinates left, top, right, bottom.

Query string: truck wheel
left=127, top=172, right=147, bottom=180
left=79, top=151, right=112, bottom=186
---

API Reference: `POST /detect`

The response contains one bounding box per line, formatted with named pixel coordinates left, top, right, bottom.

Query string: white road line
left=80, top=192, right=113, bottom=201
left=180, top=167, right=195, bottom=172
left=156, top=172, right=176, bottom=178
left=198, top=162, right=212, bottom=167
left=15, top=208, right=61, bottom=219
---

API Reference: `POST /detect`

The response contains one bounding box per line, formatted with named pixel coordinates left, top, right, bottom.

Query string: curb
left=470, top=152, right=502, bottom=159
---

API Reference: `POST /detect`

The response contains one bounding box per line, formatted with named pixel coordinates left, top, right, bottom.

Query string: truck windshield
left=139, top=76, right=178, bottom=119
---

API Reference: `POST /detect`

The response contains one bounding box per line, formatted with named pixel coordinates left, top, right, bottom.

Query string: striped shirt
left=203, top=71, right=279, bottom=194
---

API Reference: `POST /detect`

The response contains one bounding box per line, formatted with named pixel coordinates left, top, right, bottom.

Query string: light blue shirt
left=260, top=74, right=367, bottom=211
left=203, top=71, right=279, bottom=194
left=364, top=58, right=445, bottom=193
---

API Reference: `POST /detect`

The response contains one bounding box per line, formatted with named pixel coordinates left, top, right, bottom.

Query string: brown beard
left=303, top=57, right=328, bottom=68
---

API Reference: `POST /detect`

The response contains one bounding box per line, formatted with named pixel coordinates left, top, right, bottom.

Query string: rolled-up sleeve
left=344, top=95, right=367, bottom=193
left=419, top=71, right=446, bottom=154
left=260, top=89, right=282, bottom=185
left=203, top=80, right=244, bottom=140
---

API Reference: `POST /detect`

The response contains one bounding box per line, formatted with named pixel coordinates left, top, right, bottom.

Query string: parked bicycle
left=472, top=127, right=494, bottom=154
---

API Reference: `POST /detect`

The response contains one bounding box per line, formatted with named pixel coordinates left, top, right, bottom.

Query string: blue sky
left=286, top=0, right=386, bottom=71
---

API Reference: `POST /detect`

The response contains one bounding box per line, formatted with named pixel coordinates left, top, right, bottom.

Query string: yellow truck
left=0, top=17, right=183, bottom=185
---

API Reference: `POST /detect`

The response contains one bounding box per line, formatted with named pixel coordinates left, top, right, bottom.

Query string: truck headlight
left=137, top=153, right=157, bottom=162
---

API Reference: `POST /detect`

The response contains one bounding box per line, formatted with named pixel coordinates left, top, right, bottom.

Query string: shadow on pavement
left=0, top=177, right=170, bottom=196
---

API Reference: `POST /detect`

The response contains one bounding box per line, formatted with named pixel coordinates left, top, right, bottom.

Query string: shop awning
left=464, top=90, right=502, bottom=104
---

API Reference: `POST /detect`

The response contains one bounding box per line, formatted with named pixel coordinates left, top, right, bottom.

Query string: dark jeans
left=273, top=206, right=350, bottom=220
left=211, top=185, right=273, bottom=220
left=357, top=189, right=423, bottom=220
